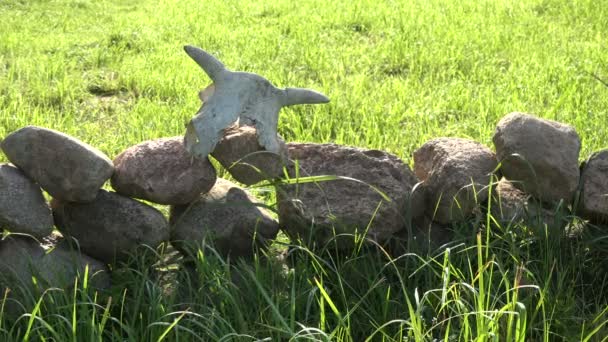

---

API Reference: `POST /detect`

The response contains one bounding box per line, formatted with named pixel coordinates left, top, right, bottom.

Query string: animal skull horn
left=183, top=45, right=226, bottom=82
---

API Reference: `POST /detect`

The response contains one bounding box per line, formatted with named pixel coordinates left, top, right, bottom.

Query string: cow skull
left=183, top=45, right=330, bottom=159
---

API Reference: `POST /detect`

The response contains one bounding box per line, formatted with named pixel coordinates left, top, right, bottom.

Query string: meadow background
left=0, top=0, right=607, bottom=340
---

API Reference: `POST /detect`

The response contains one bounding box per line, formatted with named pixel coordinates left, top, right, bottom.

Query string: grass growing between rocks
left=1, top=0, right=608, bottom=340
left=1, top=203, right=608, bottom=341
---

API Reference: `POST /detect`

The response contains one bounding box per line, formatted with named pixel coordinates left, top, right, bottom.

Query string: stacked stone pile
left=0, top=112, right=606, bottom=300
left=0, top=125, right=284, bottom=300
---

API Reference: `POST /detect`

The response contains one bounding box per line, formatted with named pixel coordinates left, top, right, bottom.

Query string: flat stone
left=170, top=178, right=279, bottom=259
left=0, top=164, right=53, bottom=238
left=1, top=126, right=114, bottom=202
left=413, top=138, right=497, bottom=224
left=111, top=137, right=216, bottom=205
left=492, top=113, right=581, bottom=203
left=52, top=190, right=170, bottom=264
left=211, top=125, right=287, bottom=185
left=580, top=150, right=608, bottom=222
left=277, top=143, right=424, bottom=248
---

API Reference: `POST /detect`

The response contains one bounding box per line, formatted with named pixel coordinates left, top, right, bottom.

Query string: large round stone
left=277, top=143, right=424, bottom=249
left=413, top=138, right=497, bottom=224
left=580, top=150, right=608, bottom=222
left=39, top=240, right=111, bottom=290
left=170, top=178, right=279, bottom=259
left=52, top=190, right=170, bottom=264
left=0, top=236, right=45, bottom=291
left=1, top=126, right=114, bottom=203
left=0, top=235, right=110, bottom=318
left=111, top=137, right=216, bottom=205
left=493, top=113, right=581, bottom=203
left=0, top=164, right=53, bottom=238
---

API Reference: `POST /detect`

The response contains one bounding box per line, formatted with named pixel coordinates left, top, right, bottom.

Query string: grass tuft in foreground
left=0, top=190, right=607, bottom=341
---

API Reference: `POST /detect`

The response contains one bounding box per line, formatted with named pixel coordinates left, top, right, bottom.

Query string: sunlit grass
left=1, top=0, right=607, bottom=340
left=0, top=204, right=606, bottom=340
left=1, top=0, right=606, bottom=159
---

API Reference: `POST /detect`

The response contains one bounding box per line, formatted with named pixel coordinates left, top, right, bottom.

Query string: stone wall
left=0, top=112, right=606, bottom=297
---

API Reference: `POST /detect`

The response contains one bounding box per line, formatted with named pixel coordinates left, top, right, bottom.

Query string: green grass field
left=1, top=0, right=608, bottom=340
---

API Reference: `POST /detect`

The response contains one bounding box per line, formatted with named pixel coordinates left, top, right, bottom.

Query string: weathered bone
left=184, top=46, right=225, bottom=82
left=282, top=88, right=329, bottom=106
left=183, top=45, right=330, bottom=159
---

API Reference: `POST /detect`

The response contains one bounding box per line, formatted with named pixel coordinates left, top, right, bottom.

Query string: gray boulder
left=170, top=178, right=279, bottom=259
left=0, top=235, right=110, bottom=318
left=413, top=138, right=497, bottom=224
left=277, top=143, right=424, bottom=248
left=39, top=241, right=111, bottom=290
left=580, top=150, right=608, bottom=222
left=0, top=164, right=53, bottom=238
left=1, top=126, right=114, bottom=202
left=211, top=125, right=287, bottom=185
left=111, top=137, right=216, bottom=205
left=0, top=236, right=45, bottom=292
left=492, top=113, right=581, bottom=203
left=52, top=190, right=170, bottom=264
